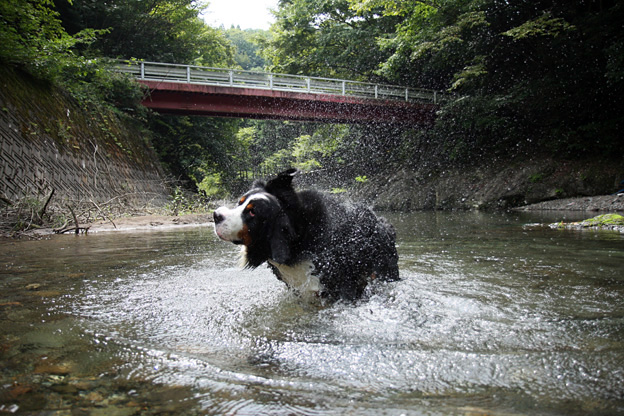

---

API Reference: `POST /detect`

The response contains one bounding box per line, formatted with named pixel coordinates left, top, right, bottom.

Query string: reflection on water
left=1, top=211, right=623, bottom=415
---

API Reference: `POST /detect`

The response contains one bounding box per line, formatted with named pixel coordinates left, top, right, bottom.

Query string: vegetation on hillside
left=1, top=0, right=622, bottom=202
left=265, top=0, right=623, bottom=165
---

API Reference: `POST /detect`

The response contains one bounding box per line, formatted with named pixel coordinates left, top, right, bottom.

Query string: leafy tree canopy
left=0, top=0, right=105, bottom=80
left=262, top=0, right=401, bottom=79
left=224, top=27, right=270, bottom=70
left=345, top=0, right=623, bottom=158
left=54, top=0, right=234, bottom=66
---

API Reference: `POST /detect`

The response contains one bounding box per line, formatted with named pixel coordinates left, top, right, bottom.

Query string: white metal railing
left=115, top=60, right=444, bottom=104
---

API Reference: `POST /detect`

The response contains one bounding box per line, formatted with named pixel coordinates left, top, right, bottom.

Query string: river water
left=1, top=211, right=623, bottom=415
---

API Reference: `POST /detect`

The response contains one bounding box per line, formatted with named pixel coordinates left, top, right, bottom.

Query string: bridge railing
left=115, top=60, right=445, bottom=104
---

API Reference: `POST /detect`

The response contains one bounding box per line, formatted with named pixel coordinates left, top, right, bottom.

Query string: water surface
left=1, top=211, right=623, bottom=415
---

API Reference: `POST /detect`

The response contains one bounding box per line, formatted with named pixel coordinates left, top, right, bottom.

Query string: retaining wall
left=0, top=67, right=169, bottom=207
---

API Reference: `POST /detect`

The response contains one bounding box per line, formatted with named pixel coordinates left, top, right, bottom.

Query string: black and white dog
left=213, top=169, right=399, bottom=301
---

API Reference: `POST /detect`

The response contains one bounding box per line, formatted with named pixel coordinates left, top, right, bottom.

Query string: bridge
left=116, top=61, right=444, bottom=124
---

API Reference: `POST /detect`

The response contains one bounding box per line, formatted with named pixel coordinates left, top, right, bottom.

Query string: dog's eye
left=246, top=203, right=255, bottom=217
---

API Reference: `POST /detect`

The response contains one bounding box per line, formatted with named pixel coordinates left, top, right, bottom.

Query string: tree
left=262, top=0, right=400, bottom=79
left=347, top=0, right=624, bottom=158
left=148, top=115, right=242, bottom=191
left=50, top=0, right=247, bottom=193
left=0, top=0, right=102, bottom=81
left=55, top=0, right=234, bottom=65
left=224, top=27, right=269, bottom=70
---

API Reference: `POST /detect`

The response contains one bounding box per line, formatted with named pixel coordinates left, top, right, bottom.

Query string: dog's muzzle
left=213, top=207, right=244, bottom=244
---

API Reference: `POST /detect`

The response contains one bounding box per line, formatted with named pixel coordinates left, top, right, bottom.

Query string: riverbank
left=356, top=157, right=623, bottom=211
left=87, top=213, right=213, bottom=233
left=515, top=193, right=624, bottom=212
left=0, top=213, right=214, bottom=239
left=4, top=193, right=624, bottom=239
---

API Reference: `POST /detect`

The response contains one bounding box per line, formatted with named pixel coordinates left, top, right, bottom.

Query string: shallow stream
left=1, top=211, right=623, bottom=415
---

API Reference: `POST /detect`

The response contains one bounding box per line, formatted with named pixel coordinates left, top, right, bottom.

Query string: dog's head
left=213, top=169, right=298, bottom=267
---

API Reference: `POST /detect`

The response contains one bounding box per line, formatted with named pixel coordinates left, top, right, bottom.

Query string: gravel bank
left=515, top=194, right=624, bottom=212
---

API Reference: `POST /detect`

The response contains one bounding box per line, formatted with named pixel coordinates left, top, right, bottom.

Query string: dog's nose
left=213, top=210, right=225, bottom=224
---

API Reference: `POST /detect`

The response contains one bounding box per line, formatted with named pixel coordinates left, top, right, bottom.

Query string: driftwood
left=91, top=199, right=116, bottom=229
left=38, top=189, right=54, bottom=220
left=53, top=223, right=90, bottom=234
left=53, top=204, right=90, bottom=234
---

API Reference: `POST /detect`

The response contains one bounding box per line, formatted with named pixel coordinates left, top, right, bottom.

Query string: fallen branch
left=54, top=225, right=90, bottom=234
left=53, top=205, right=90, bottom=234
left=91, top=199, right=116, bottom=229
left=38, top=189, right=55, bottom=221
left=53, top=220, right=69, bottom=233
left=68, top=204, right=80, bottom=235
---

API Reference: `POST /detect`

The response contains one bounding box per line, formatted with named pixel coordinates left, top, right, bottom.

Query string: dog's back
left=305, top=194, right=399, bottom=299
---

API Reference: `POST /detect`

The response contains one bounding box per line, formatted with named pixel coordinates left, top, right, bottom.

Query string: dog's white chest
left=268, top=260, right=321, bottom=295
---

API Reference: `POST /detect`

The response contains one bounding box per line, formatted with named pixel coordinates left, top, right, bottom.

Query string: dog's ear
left=265, top=169, right=297, bottom=194
left=269, top=214, right=294, bottom=264
left=265, top=169, right=298, bottom=209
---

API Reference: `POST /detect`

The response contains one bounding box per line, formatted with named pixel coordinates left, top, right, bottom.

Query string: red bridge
left=117, top=61, right=444, bottom=124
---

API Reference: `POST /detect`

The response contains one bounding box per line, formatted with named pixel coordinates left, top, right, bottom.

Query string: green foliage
left=4, top=0, right=622, bottom=205
left=50, top=0, right=239, bottom=195
left=148, top=115, right=242, bottom=192
left=580, top=214, right=624, bottom=227
left=502, top=12, right=575, bottom=40
left=0, top=0, right=150, bottom=151
left=553, top=214, right=624, bottom=230
left=224, top=27, right=270, bottom=70
left=263, top=0, right=623, bottom=163
left=259, top=124, right=349, bottom=174
left=166, top=186, right=212, bottom=216
left=263, top=0, right=399, bottom=79
left=529, top=173, right=544, bottom=184
left=197, top=172, right=224, bottom=198
left=0, top=0, right=105, bottom=81
left=55, top=0, right=235, bottom=66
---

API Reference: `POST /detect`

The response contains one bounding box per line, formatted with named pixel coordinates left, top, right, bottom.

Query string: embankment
left=356, top=157, right=623, bottom=211
left=0, top=66, right=169, bottom=207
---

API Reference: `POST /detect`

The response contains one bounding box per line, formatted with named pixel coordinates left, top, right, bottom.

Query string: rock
left=84, top=391, right=105, bottom=402
left=549, top=213, right=624, bottom=233
left=50, top=383, right=79, bottom=394
left=27, top=290, right=61, bottom=297
left=8, top=383, right=33, bottom=399
left=33, top=362, right=73, bottom=375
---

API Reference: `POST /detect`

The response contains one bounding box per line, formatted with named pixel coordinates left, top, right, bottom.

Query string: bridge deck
left=116, top=61, right=443, bottom=123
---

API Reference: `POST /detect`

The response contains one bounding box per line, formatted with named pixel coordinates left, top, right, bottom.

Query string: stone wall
left=355, top=158, right=623, bottom=211
left=0, top=67, right=169, bottom=207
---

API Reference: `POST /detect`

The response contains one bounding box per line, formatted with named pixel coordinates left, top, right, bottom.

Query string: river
left=1, top=211, right=623, bottom=415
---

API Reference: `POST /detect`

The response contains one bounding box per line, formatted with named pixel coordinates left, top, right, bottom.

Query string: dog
left=213, top=169, right=399, bottom=301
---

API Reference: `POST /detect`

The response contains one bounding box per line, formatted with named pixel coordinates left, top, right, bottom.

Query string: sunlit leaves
left=55, top=0, right=234, bottom=66
left=224, top=28, right=270, bottom=70
left=0, top=0, right=103, bottom=80
left=347, top=0, right=439, bottom=17
left=502, top=12, right=575, bottom=40
left=265, top=0, right=398, bottom=79
left=450, top=60, right=487, bottom=90
left=259, top=124, right=349, bottom=173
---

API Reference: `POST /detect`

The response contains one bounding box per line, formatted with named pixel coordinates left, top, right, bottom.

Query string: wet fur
left=219, top=169, right=400, bottom=300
